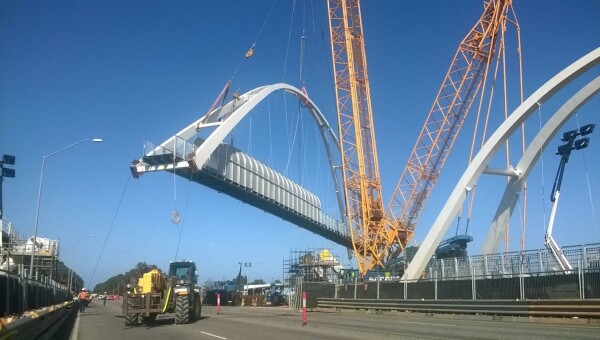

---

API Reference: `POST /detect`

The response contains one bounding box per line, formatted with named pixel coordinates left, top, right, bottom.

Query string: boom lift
left=545, top=124, right=594, bottom=272
left=327, top=0, right=517, bottom=273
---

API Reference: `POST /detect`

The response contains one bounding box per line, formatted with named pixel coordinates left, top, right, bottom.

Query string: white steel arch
left=145, top=83, right=347, bottom=225
left=403, top=47, right=600, bottom=280
left=482, top=76, right=600, bottom=254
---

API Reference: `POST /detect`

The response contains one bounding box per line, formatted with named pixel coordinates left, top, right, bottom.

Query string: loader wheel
left=175, top=295, right=190, bottom=324
left=124, top=313, right=138, bottom=326
left=192, top=294, right=202, bottom=320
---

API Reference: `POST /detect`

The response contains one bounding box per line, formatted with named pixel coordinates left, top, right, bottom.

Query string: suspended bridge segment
left=131, top=83, right=352, bottom=248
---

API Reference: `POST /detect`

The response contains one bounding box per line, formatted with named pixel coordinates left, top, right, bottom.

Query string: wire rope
left=172, top=145, right=180, bottom=225
left=280, top=2, right=297, bottom=170
left=268, top=98, right=273, bottom=167
left=300, top=0, right=307, bottom=85
left=516, top=193, right=525, bottom=250
left=537, top=103, right=548, bottom=233
left=174, top=184, right=191, bottom=261
left=284, top=103, right=300, bottom=175
left=247, top=116, right=253, bottom=155
left=575, top=114, right=599, bottom=239
left=88, top=173, right=131, bottom=287
left=281, top=0, right=297, bottom=83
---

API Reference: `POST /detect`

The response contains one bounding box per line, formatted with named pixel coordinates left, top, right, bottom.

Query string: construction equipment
left=122, top=260, right=202, bottom=325
left=545, top=124, right=594, bottom=272
left=326, top=0, right=517, bottom=273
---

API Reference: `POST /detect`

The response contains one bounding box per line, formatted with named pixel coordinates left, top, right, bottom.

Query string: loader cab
left=169, top=261, right=197, bottom=286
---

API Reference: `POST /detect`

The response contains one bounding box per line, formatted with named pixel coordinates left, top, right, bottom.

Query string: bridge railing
left=423, top=243, right=600, bottom=280
left=143, top=137, right=196, bottom=162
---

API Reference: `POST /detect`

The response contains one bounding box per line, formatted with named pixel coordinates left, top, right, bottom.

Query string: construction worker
left=103, top=291, right=107, bottom=306
left=78, top=288, right=90, bottom=313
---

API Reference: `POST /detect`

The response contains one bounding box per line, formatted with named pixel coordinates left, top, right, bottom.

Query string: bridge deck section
left=133, top=139, right=352, bottom=248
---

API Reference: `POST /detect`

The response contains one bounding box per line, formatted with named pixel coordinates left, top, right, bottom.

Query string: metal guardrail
left=317, top=298, right=600, bottom=318
left=0, top=300, right=77, bottom=339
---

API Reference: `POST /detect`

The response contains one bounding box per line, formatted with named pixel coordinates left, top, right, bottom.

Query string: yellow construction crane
left=327, top=0, right=389, bottom=274
left=326, top=0, right=519, bottom=273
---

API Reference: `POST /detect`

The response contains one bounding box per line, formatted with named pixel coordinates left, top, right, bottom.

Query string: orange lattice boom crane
left=385, top=0, right=516, bottom=262
left=327, top=0, right=518, bottom=273
left=327, top=0, right=389, bottom=273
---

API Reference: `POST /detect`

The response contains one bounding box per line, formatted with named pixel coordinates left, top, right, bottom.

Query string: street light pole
left=29, top=138, right=103, bottom=279
left=244, top=262, right=252, bottom=292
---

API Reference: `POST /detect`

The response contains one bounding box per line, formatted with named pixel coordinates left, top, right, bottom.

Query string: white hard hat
left=82, top=288, right=87, bottom=291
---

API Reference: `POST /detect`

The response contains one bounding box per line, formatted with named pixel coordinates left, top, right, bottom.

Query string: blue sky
left=1, top=0, right=599, bottom=288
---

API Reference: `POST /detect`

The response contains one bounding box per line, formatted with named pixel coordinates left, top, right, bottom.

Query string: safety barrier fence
left=316, top=298, right=600, bottom=318
left=0, top=269, right=71, bottom=316
left=0, top=300, right=77, bottom=339
left=298, top=268, right=600, bottom=310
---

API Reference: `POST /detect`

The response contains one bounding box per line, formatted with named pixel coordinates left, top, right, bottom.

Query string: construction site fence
left=295, top=267, right=600, bottom=309
left=0, top=269, right=72, bottom=317
left=422, top=243, right=600, bottom=280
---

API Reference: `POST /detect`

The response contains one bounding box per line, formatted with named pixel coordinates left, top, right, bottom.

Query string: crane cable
left=88, top=173, right=131, bottom=287
left=230, top=0, right=278, bottom=93
left=299, top=0, right=310, bottom=107
left=281, top=0, right=297, bottom=83
left=575, top=113, right=599, bottom=239
left=282, top=0, right=298, bottom=174
left=538, top=103, right=548, bottom=236
left=174, top=184, right=191, bottom=261
left=171, top=152, right=180, bottom=225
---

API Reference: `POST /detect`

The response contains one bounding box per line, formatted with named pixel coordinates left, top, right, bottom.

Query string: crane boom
left=385, top=0, right=513, bottom=261
left=327, top=0, right=390, bottom=273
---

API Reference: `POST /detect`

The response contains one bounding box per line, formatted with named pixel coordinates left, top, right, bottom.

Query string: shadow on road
left=78, top=311, right=102, bottom=317
left=118, top=315, right=210, bottom=330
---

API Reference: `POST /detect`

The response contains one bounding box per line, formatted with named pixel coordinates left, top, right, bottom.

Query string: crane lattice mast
left=327, top=0, right=517, bottom=273
left=327, top=0, right=392, bottom=273
left=385, top=0, right=515, bottom=262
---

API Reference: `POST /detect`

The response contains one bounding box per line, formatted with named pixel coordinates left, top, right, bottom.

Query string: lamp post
left=244, top=262, right=252, bottom=293
left=29, top=138, right=103, bottom=279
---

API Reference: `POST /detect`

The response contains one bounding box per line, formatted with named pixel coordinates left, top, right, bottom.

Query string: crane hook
left=245, top=44, right=256, bottom=58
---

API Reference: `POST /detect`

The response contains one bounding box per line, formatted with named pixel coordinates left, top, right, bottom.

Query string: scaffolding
left=284, top=248, right=343, bottom=285
left=1, top=219, right=59, bottom=280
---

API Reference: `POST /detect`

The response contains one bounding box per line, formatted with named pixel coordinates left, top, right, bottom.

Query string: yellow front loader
left=122, top=261, right=202, bottom=325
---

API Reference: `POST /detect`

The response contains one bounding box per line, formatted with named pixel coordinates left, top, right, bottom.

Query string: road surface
left=71, top=300, right=600, bottom=339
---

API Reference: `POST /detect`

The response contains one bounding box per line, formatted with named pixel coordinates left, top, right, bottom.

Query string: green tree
left=93, top=262, right=159, bottom=294
left=234, top=275, right=248, bottom=285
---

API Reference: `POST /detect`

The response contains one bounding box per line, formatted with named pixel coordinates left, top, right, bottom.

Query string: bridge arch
left=148, top=83, right=348, bottom=227
left=403, top=47, right=600, bottom=280
left=482, top=75, right=600, bottom=254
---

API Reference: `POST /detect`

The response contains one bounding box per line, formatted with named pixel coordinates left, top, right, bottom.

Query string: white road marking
left=397, top=320, right=457, bottom=327
left=69, top=313, right=81, bottom=340
left=200, top=331, right=228, bottom=339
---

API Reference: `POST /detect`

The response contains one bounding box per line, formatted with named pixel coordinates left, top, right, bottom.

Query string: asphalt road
left=71, top=300, right=600, bottom=340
